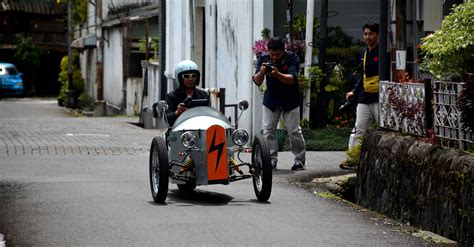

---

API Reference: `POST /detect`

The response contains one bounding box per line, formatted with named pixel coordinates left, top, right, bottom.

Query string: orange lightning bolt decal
left=206, top=125, right=228, bottom=181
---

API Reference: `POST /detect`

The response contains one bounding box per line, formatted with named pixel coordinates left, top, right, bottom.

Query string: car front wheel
left=149, top=136, right=169, bottom=203
left=251, top=135, right=272, bottom=202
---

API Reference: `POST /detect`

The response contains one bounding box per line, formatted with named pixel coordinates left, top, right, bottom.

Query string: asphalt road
left=0, top=97, right=438, bottom=246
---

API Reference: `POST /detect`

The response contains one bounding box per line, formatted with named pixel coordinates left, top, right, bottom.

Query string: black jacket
left=165, top=87, right=210, bottom=126
left=353, top=45, right=379, bottom=104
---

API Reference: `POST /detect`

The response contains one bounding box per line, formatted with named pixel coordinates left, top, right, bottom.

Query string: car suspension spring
left=229, top=157, right=243, bottom=175
left=179, top=156, right=195, bottom=174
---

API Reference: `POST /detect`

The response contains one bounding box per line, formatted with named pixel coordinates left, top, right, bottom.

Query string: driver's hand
left=175, top=102, right=187, bottom=116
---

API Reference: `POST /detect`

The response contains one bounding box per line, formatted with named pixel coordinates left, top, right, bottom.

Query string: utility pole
left=65, top=0, right=75, bottom=108
left=379, top=0, right=389, bottom=81
left=303, top=0, right=314, bottom=121
left=94, top=0, right=105, bottom=116
left=313, top=0, right=328, bottom=128
left=395, top=0, right=407, bottom=80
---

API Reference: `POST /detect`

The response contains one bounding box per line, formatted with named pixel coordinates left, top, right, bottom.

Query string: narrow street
left=0, top=98, right=438, bottom=246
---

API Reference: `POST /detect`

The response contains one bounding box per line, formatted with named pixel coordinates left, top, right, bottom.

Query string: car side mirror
left=235, top=99, right=249, bottom=128
left=238, top=100, right=249, bottom=111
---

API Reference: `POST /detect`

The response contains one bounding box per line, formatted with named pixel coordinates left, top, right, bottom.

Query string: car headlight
left=181, top=131, right=198, bottom=149
left=16, top=81, right=23, bottom=86
left=232, top=129, right=249, bottom=146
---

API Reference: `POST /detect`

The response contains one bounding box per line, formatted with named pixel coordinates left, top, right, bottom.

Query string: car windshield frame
left=172, top=106, right=230, bottom=128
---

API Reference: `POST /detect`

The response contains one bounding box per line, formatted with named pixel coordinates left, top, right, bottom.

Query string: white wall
left=103, top=27, right=124, bottom=109
left=164, top=0, right=193, bottom=91
left=215, top=2, right=253, bottom=131
left=166, top=0, right=271, bottom=137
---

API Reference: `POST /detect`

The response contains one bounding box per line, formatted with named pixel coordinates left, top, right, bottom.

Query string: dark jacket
left=165, top=87, right=210, bottom=126
left=353, top=45, right=379, bottom=104
left=255, top=51, right=300, bottom=111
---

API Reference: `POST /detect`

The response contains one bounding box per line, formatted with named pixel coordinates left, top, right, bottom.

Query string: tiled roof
left=0, top=0, right=66, bottom=15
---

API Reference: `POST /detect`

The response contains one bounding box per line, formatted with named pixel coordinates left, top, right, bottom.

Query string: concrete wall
left=125, top=77, right=143, bottom=116
left=357, top=130, right=473, bottom=246
left=103, top=26, right=124, bottom=112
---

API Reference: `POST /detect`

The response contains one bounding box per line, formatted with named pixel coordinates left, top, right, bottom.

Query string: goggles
left=182, top=73, right=198, bottom=79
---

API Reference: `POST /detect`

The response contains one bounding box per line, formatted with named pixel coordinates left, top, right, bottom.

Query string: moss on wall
left=357, top=130, right=473, bottom=246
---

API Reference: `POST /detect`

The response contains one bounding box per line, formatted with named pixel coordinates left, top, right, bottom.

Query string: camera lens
left=265, top=63, right=274, bottom=72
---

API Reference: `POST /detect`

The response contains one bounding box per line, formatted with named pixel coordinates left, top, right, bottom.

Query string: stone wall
left=357, top=130, right=473, bottom=246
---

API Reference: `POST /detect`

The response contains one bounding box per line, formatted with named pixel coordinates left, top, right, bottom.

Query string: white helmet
left=175, top=60, right=200, bottom=86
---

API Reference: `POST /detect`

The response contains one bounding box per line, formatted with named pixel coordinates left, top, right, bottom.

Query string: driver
left=165, top=60, right=210, bottom=126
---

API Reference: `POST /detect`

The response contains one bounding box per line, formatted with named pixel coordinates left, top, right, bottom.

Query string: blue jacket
left=255, top=51, right=300, bottom=111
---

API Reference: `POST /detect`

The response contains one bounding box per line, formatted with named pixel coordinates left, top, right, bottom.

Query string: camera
left=265, top=62, right=275, bottom=73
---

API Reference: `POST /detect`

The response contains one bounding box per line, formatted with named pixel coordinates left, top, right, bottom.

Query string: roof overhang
left=71, top=34, right=97, bottom=51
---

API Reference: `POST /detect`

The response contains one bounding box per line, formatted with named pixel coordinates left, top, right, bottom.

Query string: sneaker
left=271, top=160, right=277, bottom=170
left=291, top=160, right=305, bottom=171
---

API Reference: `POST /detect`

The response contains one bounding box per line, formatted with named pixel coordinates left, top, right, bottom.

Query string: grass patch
left=280, top=126, right=350, bottom=151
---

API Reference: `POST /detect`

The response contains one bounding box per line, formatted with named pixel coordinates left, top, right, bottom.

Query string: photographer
left=252, top=38, right=306, bottom=171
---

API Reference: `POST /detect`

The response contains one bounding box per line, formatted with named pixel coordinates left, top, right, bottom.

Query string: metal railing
left=379, top=81, right=426, bottom=136
left=379, top=80, right=473, bottom=150
left=433, top=81, right=473, bottom=149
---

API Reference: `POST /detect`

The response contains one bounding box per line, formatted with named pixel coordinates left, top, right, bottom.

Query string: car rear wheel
left=251, top=135, right=272, bottom=202
left=149, top=136, right=169, bottom=203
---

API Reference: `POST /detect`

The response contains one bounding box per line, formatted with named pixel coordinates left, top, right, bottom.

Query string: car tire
left=251, top=135, right=272, bottom=202
left=149, top=136, right=169, bottom=204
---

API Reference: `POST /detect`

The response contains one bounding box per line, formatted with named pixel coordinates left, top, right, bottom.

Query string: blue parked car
left=0, top=63, right=24, bottom=96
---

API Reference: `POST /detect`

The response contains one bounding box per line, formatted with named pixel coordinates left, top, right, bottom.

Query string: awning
left=0, top=0, right=66, bottom=15
left=71, top=34, right=97, bottom=50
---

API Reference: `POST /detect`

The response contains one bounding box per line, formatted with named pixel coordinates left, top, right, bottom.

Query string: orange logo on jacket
left=206, top=125, right=228, bottom=181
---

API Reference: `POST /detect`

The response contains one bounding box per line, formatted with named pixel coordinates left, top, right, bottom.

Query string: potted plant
left=253, top=28, right=271, bottom=59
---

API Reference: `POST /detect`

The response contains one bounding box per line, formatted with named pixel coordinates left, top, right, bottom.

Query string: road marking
left=66, top=133, right=110, bottom=137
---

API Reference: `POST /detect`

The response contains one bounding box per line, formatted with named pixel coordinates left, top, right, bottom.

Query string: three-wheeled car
left=149, top=99, right=272, bottom=203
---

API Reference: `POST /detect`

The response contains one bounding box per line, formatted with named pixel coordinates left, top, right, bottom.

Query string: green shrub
left=340, top=143, right=361, bottom=168
left=57, top=53, right=85, bottom=107
left=280, top=126, right=351, bottom=151
left=420, top=1, right=474, bottom=80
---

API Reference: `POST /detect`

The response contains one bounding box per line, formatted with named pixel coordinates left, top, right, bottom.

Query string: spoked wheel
left=177, top=182, right=197, bottom=192
left=251, top=135, right=272, bottom=202
left=149, top=136, right=169, bottom=203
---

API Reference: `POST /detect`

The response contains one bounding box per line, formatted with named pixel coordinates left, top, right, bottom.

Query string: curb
left=310, top=174, right=458, bottom=246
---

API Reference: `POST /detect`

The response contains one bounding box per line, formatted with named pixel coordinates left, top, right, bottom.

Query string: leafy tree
left=12, top=35, right=42, bottom=94
left=420, top=1, right=474, bottom=80
left=55, top=0, right=87, bottom=25
left=12, top=35, right=41, bottom=67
